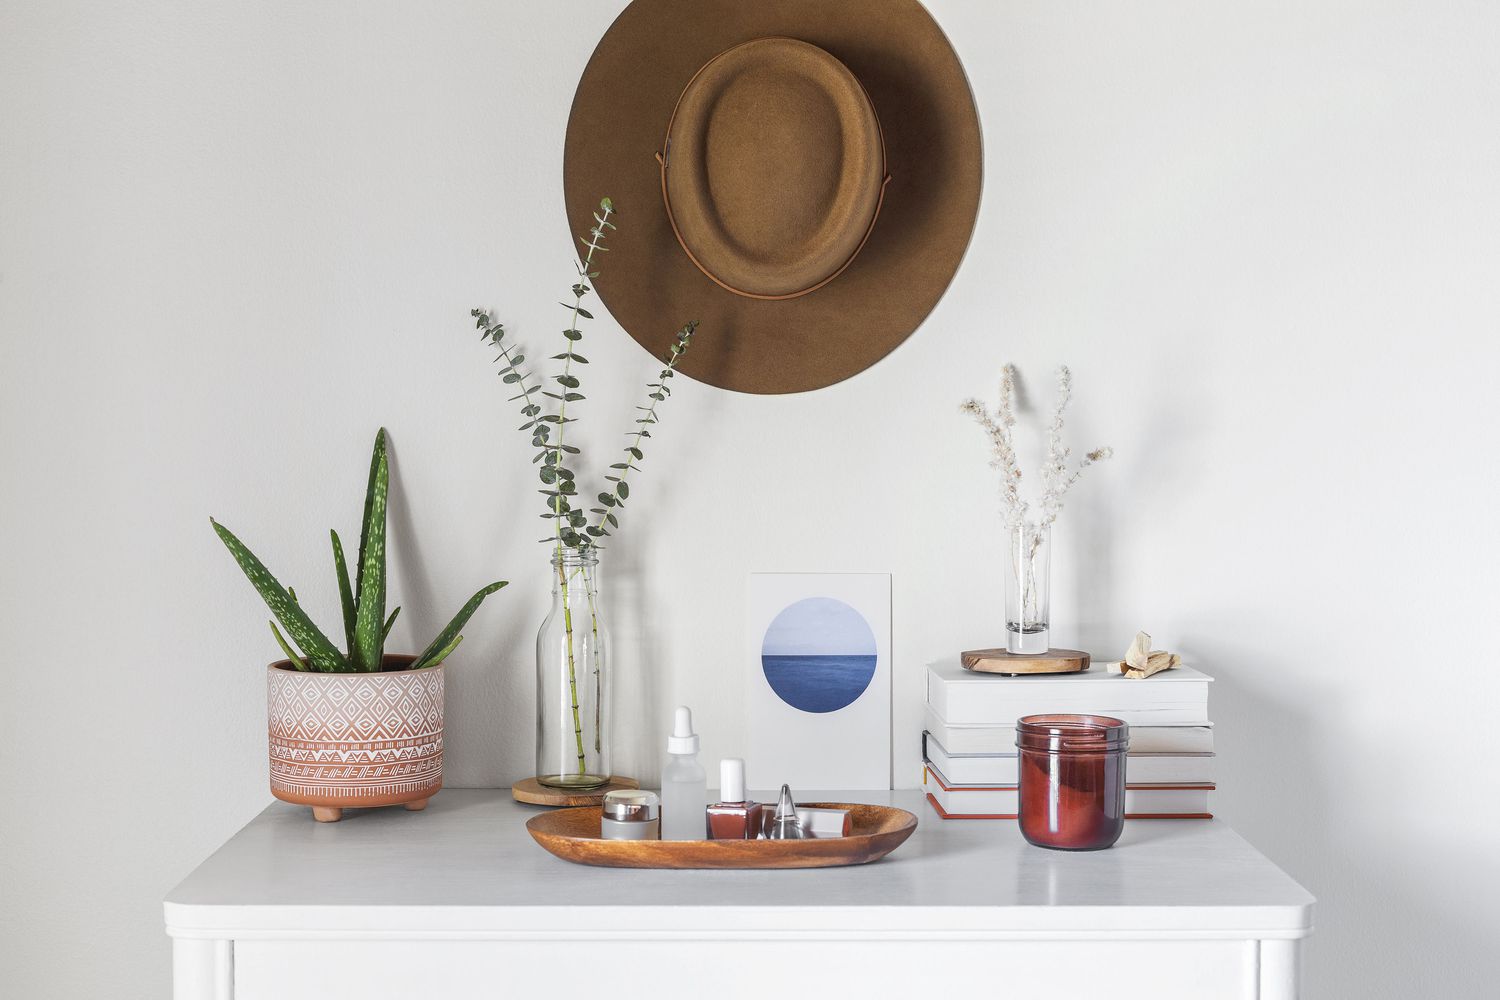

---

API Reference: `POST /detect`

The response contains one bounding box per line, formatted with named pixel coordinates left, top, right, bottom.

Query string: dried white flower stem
left=960, top=365, right=1026, bottom=529
left=964, top=364, right=1112, bottom=637
left=962, top=363, right=1112, bottom=538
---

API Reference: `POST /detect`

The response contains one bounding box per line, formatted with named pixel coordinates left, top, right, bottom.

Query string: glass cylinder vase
left=535, top=546, right=611, bottom=789
left=1005, top=523, right=1051, bottom=654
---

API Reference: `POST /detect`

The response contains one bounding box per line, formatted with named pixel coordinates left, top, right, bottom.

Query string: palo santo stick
left=1105, top=631, right=1182, bottom=678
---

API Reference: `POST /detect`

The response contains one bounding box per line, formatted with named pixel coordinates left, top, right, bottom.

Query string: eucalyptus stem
left=583, top=562, right=603, bottom=755
left=556, top=558, right=587, bottom=775
left=548, top=201, right=612, bottom=777
left=472, top=196, right=696, bottom=785
left=551, top=200, right=613, bottom=550
left=587, top=321, right=697, bottom=541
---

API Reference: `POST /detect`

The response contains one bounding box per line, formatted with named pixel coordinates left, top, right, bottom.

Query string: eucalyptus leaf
left=467, top=207, right=696, bottom=568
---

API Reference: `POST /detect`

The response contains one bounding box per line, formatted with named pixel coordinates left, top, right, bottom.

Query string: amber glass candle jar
left=1016, top=714, right=1129, bottom=851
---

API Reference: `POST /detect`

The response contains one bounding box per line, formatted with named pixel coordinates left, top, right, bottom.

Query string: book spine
left=924, top=767, right=1214, bottom=820
left=927, top=794, right=1213, bottom=821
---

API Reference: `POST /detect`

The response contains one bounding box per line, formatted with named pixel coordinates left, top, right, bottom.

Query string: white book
left=926, top=659, right=1212, bottom=726
left=924, top=707, right=1215, bottom=755
left=923, top=733, right=1215, bottom=786
left=925, top=765, right=1213, bottom=819
left=923, top=706, right=1215, bottom=755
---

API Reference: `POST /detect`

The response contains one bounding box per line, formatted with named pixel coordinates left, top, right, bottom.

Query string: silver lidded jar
left=600, top=788, right=660, bottom=841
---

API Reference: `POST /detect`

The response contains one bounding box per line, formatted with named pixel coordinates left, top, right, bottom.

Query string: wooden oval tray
left=526, top=801, right=918, bottom=869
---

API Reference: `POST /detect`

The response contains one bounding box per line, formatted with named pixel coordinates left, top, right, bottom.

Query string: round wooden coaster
left=511, top=776, right=640, bottom=808
left=960, top=648, right=1091, bottom=676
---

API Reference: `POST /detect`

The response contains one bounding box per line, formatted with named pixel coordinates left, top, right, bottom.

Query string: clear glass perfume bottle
left=765, top=784, right=805, bottom=839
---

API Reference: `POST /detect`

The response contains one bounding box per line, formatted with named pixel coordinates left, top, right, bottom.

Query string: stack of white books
left=922, top=658, right=1216, bottom=818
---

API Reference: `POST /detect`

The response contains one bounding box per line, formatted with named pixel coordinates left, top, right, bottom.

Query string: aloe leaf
left=269, top=621, right=310, bottom=671
left=411, top=581, right=506, bottom=670
left=331, top=529, right=356, bottom=656
left=353, top=429, right=389, bottom=671
left=211, top=518, right=346, bottom=671
left=382, top=606, right=400, bottom=643
left=416, top=633, right=463, bottom=670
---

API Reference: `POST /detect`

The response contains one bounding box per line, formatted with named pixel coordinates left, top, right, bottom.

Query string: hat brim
left=564, top=0, right=982, bottom=395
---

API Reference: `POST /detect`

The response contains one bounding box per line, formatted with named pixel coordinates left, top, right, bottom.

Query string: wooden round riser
left=960, top=648, right=1091, bottom=676
left=512, top=777, right=640, bottom=808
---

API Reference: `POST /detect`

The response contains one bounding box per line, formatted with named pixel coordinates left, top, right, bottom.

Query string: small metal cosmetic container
left=600, top=789, right=661, bottom=841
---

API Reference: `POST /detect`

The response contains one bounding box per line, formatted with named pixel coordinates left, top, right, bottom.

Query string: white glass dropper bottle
left=660, top=706, right=708, bottom=840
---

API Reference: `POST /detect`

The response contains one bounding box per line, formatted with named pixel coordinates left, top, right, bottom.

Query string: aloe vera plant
left=211, top=428, right=506, bottom=672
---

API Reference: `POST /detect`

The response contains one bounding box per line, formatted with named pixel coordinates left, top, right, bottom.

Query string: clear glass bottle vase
left=1005, top=522, right=1051, bottom=654
left=535, top=546, right=611, bottom=789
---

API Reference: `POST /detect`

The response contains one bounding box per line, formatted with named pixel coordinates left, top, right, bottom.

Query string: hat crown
left=661, top=37, right=886, bottom=300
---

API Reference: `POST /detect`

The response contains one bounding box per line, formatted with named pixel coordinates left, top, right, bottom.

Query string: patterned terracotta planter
left=266, top=654, right=444, bottom=822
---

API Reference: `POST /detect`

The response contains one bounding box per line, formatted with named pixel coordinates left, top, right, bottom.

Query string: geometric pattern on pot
left=266, top=663, right=444, bottom=806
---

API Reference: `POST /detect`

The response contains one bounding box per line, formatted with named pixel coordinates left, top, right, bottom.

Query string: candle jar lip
left=1016, top=713, right=1129, bottom=754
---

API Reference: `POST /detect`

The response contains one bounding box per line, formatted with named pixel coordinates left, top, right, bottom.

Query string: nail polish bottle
left=706, top=758, right=762, bottom=840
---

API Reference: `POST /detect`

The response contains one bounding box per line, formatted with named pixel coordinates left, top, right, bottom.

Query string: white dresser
left=165, top=789, right=1313, bottom=999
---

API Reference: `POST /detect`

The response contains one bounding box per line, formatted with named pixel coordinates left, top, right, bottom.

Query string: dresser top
left=164, top=789, right=1312, bottom=939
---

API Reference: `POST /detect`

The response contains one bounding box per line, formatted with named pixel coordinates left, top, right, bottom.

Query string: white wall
left=2, top=1, right=1497, bottom=996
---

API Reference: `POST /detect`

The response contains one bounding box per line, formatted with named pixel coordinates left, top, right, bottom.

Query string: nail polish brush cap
left=667, top=705, right=699, bottom=755
left=719, top=757, right=746, bottom=802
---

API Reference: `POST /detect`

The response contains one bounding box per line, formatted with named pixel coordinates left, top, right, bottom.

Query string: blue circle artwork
left=760, top=597, right=877, bottom=714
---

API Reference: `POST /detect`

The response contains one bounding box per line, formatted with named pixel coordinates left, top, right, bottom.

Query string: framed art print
left=746, top=573, right=891, bottom=791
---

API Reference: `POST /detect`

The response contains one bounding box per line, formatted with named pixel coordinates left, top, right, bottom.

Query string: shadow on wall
left=597, top=376, right=726, bottom=786
left=608, top=540, right=660, bottom=783
left=385, top=435, right=535, bottom=787
left=385, top=443, right=438, bottom=651
left=1202, top=644, right=1500, bottom=998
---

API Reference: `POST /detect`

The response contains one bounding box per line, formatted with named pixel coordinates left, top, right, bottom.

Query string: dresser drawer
left=235, top=937, right=1258, bottom=999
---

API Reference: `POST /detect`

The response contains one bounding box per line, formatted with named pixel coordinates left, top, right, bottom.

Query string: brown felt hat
left=564, top=0, right=982, bottom=394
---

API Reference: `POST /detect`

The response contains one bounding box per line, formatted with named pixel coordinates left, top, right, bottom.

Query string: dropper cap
left=666, top=705, right=699, bottom=755
left=719, top=757, right=746, bottom=803
left=766, top=784, right=805, bottom=840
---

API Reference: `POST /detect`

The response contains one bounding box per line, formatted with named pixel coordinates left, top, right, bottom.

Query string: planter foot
left=404, top=798, right=430, bottom=812
left=311, top=806, right=343, bottom=823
